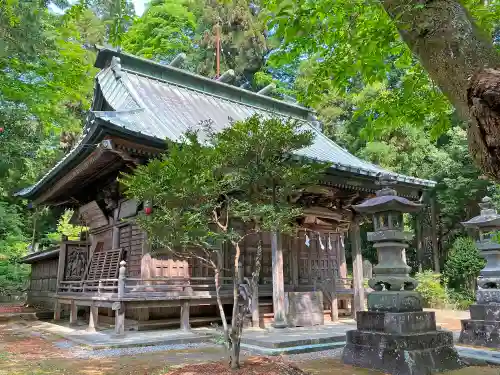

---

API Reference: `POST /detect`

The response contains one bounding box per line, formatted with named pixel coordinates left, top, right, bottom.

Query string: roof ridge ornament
left=110, top=56, right=122, bottom=80
left=375, top=172, right=397, bottom=197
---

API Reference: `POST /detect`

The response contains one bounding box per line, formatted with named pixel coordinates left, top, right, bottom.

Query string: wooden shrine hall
left=18, top=48, right=435, bottom=334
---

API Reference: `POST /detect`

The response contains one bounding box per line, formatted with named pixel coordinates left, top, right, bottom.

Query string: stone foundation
left=342, top=311, right=463, bottom=375
left=285, top=291, right=324, bottom=327
left=459, top=295, right=500, bottom=348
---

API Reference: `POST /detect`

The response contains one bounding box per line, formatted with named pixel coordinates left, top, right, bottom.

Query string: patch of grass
left=0, top=351, right=9, bottom=360
left=152, top=365, right=173, bottom=374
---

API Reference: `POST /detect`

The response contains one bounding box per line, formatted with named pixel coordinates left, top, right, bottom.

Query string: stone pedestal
left=459, top=293, right=500, bottom=347
left=458, top=197, right=500, bottom=348
left=343, top=310, right=463, bottom=375
left=285, top=291, right=324, bottom=327
left=342, top=175, right=462, bottom=374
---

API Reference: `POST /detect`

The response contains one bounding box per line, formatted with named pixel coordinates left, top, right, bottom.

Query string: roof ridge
left=95, top=48, right=312, bottom=120
left=125, top=69, right=307, bottom=122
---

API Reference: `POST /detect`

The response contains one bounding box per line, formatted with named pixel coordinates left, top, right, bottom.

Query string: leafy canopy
left=122, top=0, right=196, bottom=62
left=261, top=0, right=500, bottom=138
left=121, top=115, right=329, bottom=254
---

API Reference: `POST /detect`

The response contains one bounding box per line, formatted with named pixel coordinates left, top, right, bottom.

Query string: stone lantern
left=342, top=174, right=462, bottom=375
left=459, top=196, right=500, bottom=347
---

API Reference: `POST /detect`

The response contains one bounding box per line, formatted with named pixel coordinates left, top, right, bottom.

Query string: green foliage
left=122, top=115, right=329, bottom=252
left=0, top=1, right=105, bottom=295
left=46, top=210, right=87, bottom=242
left=122, top=0, right=196, bottom=62
left=262, top=0, right=500, bottom=138
left=415, top=271, right=449, bottom=308
left=447, top=289, right=476, bottom=310
left=0, top=203, right=29, bottom=295
left=444, top=237, right=485, bottom=293
left=122, top=115, right=328, bottom=367
left=190, top=0, right=269, bottom=83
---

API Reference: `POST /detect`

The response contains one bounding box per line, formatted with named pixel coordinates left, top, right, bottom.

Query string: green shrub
left=444, top=236, right=484, bottom=294
left=415, top=271, right=448, bottom=308
left=447, top=289, right=475, bottom=310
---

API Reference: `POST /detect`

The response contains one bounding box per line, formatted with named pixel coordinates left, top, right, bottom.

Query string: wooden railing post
left=98, top=280, right=103, bottom=295
left=180, top=300, right=190, bottom=331
left=118, top=260, right=127, bottom=298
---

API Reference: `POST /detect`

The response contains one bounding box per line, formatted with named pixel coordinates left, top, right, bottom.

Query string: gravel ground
left=283, top=347, right=344, bottom=362
left=55, top=341, right=221, bottom=359
left=54, top=337, right=344, bottom=361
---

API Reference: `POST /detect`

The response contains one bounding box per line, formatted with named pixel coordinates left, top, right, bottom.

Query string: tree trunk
left=380, top=0, right=500, bottom=180
left=251, top=232, right=263, bottom=327
left=229, top=242, right=242, bottom=370
left=215, top=250, right=229, bottom=346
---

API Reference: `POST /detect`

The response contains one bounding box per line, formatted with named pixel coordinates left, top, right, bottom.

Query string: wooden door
left=296, top=231, right=341, bottom=285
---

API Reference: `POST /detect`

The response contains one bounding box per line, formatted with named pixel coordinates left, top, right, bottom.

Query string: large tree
left=0, top=1, right=104, bottom=293
left=122, top=0, right=197, bottom=62
left=263, top=0, right=500, bottom=181
left=191, top=0, right=269, bottom=83
left=122, top=115, right=327, bottom=369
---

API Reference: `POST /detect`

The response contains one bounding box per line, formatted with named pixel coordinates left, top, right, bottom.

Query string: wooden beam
left=350, top=218, right=364, bottom=318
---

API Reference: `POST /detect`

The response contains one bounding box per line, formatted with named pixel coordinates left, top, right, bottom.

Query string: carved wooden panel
left=64, top=245, right=88, bottom=281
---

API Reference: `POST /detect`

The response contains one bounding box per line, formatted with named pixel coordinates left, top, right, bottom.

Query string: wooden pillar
left=430, top=197, right=440, bottom=273
left=291, top=240, right=299, bottom=289
left=415, top=212, right=423, bottom=272
left=69, top=301, right=78, bottom=326
left=56, top=243, right=67, bottom=293
left=53, top=300, right=61, bottom=320
left=114, top=303, right=125, bottom=336
left=350, top=218, right=365, bottom=318
left=339, top=234, right=347, bottom=278
left=271, top=232, right=286, bottom=327
left=112, top=226, right=120, bottom=249
left=180, top=301, right=190, bottom=330
left=87, top=303, right=98, bottom=332
left=331, top=269, right=339, bottom=322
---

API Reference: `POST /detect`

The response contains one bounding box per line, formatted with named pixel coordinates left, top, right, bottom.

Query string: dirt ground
left=0, top=308, right=498, bottom=375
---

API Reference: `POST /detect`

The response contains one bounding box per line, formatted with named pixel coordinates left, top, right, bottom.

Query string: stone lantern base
left=342, top=308, right=463, bottom=375
left=459, top=290, right=500, bottom=347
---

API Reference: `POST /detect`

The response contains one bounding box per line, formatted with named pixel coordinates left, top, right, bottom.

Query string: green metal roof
left=17, top=49, right=435, bottom=200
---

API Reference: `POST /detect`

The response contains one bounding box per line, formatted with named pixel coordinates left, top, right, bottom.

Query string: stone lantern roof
left=462, top=196, right=500, bottom=229
left=352, top=174, right=422, bottom=214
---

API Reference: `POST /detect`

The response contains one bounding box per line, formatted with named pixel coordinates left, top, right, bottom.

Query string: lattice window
left=84, top=245, right=123, bottom=281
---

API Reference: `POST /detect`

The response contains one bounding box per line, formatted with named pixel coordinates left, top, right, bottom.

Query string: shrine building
left=18, top=48, right=435, bottom=334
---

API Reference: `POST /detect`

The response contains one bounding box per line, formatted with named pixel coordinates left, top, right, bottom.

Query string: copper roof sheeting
left=16, top=50, right=435, bottom=200
left=94, top=61, right=435, bottom=187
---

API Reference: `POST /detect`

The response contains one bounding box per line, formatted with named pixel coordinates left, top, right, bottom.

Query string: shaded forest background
left=1, top=0, right=499, bottom=306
